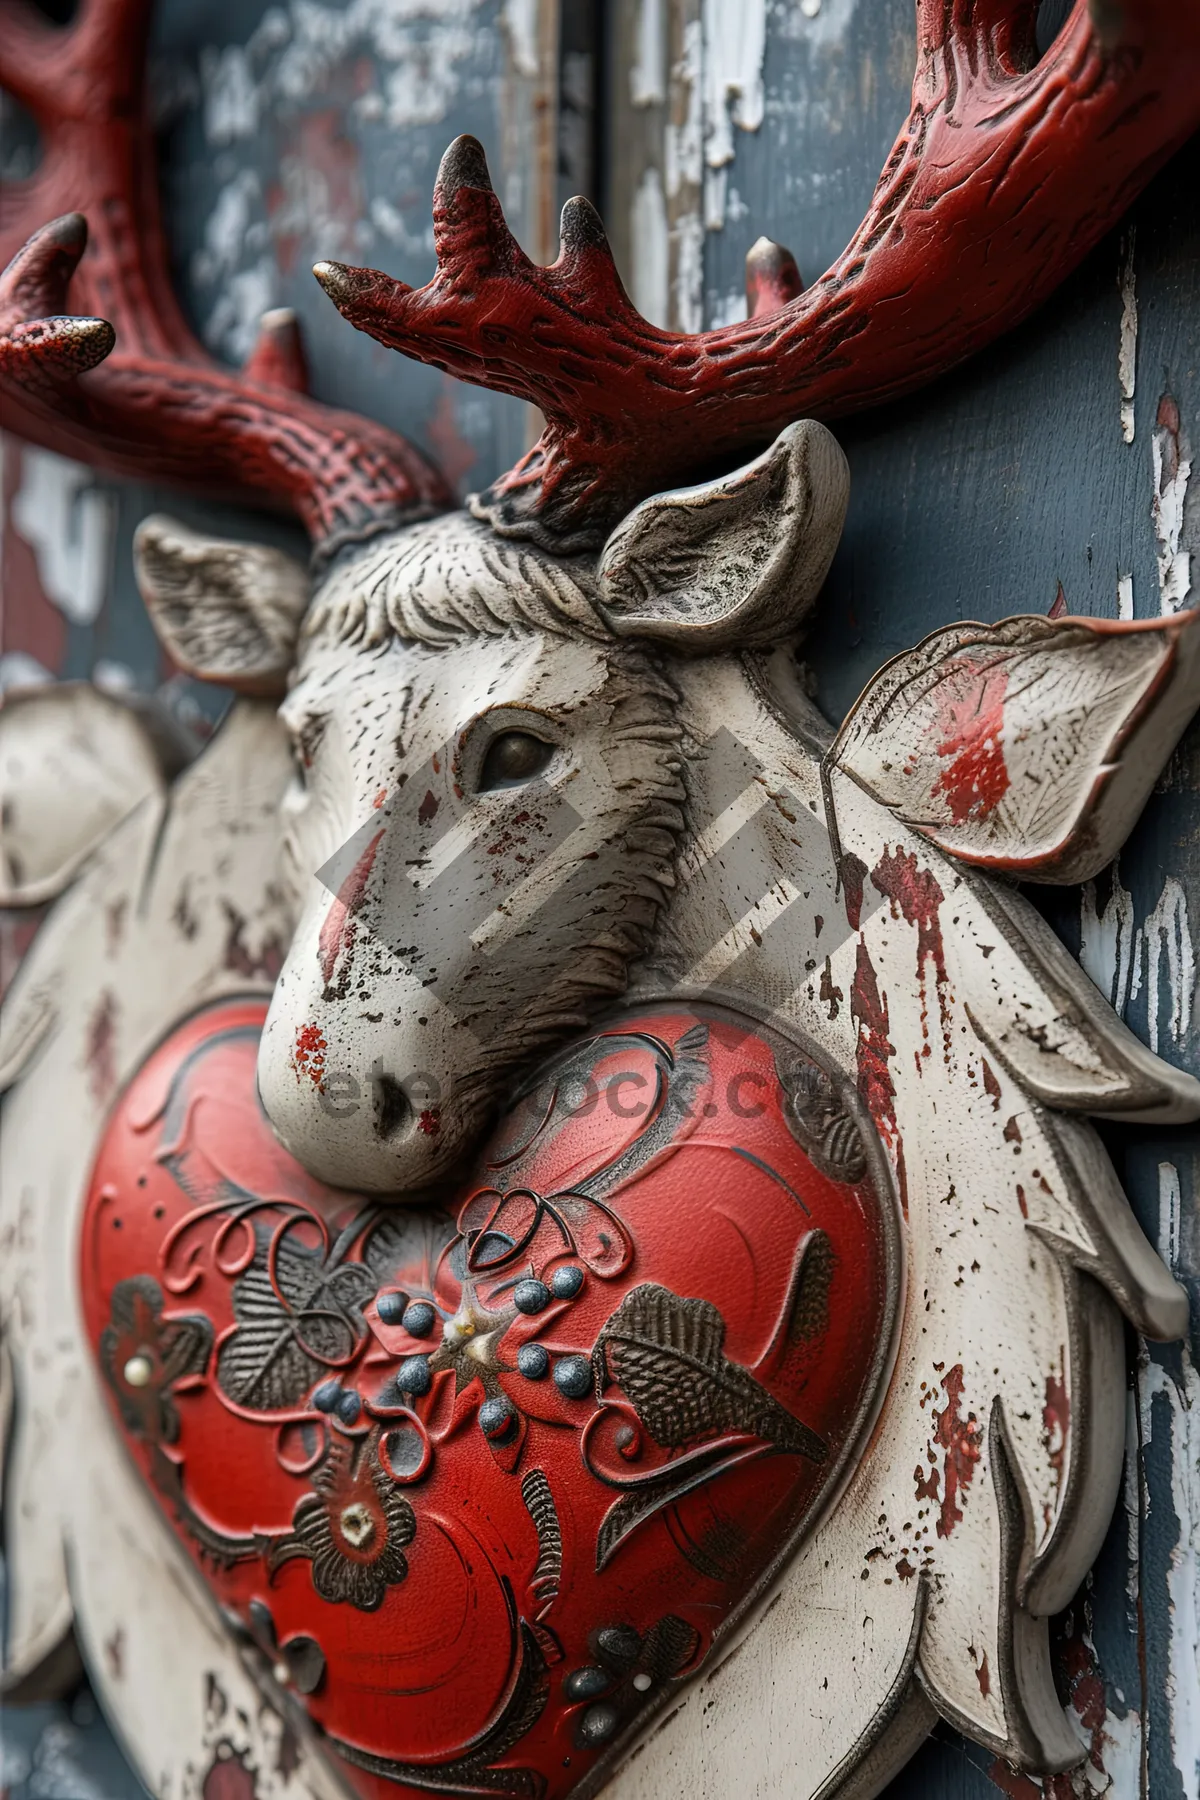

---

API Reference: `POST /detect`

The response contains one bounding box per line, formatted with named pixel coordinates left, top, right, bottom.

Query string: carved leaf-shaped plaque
left=594, top=1284, right=827, bottom=1462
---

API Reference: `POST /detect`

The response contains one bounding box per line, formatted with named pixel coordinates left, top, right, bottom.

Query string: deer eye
left=478, top=730, right=555, bottom=791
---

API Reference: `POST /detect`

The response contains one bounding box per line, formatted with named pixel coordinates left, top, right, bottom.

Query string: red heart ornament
left=81, top=999, right=897, bottom=1799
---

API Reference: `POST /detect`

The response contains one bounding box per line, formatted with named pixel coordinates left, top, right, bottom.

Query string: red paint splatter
left=1043, top=1363, right=1070, bottom=1496
left=895, top=1556, right=916, bottom=1581
left=1003, top=1114, right=1022, bottom=1145
left=914, top=1462, right=939, bottom=1503
left=417, top=1107, right=442, bottom=1137
left=418, top=789, right=439, bottom=825
left=929, top=657, right=1011, bottom=825
left=872, top=847, right=947, bottom=988
left=872, top=845, right=950, bottom=1053
left=851, top=940, right=905, bottom=1209
left=290, top=1024, right=327, bottom=1088
left=915, top=1364, right=982, bottom=1538
left=373, top=787, right=388, bottom=809
left=319, top=829, right=384, bottom=989
left=975, top=1649, right=990, bottom=1697
left=1048, top=581, right=1068, bottom=619
left=203, top=1752, right=258, bottom=1800
left=1016, top=1183, right=1029, bottom=1219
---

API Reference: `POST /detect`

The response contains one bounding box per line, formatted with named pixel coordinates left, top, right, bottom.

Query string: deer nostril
left=372, top=1072, right=411, bottom=1141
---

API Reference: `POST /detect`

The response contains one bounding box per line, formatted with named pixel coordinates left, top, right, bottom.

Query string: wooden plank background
left=1, top=1, right=1196, bottom=1795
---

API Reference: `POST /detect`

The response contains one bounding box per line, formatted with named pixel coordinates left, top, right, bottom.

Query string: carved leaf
left=594, top=1439, right=769, bottom=1572
left=829, top=611, right=1200, bottom=883
left=594, top=1284, right=827, bottom=1462
left=216, top=1228, right=375, bottom=1412
left=362, top=1209, right=456, bottom=1287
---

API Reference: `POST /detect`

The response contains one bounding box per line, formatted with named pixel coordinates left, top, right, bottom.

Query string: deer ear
left=830, top=610, right=1200, bottom=883
left=596, top=420, right=849, bottom=652
left=134, top=515, right=309, bottom=695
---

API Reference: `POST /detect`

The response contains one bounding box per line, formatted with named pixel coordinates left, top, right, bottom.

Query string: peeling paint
left=185, top=0, right=500, bottom=359
left=503, top=0, right=540, bottom=78
left=1080, top=863, right=1137, bottom=1017
left=1132, top=875, right=1194, bottom=1054
left=702, top=0, right=766, bottom=170
left=10, top=449, right=115, bottom=627
left=1117, top=574, right=1134, bottom=620
left=1117, top=229, right=1137, bottom=445
left=631, top=0, right=666, bottom=106
left=1081, top=868, right=1194, bottom=1055
left=1139, top=1162, right=1200, bottom=1799
left=1152, top=394, right=1194, bottom=615
left=631, top=166, right=670, bottom=327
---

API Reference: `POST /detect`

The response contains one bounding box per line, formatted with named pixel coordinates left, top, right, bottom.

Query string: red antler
left=0, top=0, right=450, bottom=552
left=316, top=0, right=1200, bottom=549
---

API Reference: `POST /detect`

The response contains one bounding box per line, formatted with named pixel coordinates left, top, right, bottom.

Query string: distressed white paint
left=702, top=0, right=767, bottom=169
left=1135, top=876, right=1195, bottom=1054
left=1118, top=229, right=1137, bottom=445
left=630, top=167, right=670, bottom=327
left=1084, top=869, right=1196, bottom=1054
left=1158, top=1158, right=1182, bottom=1287
left=709, top=283, right=749, bottom=325
left=190, top=170, right=279, bottom=360
left=10, top=448, right=115, bottom=627
left=1152, top=408, right=1194, bottom=615
left=201, top=43, right=260, bottom=143
left=630, top=0, right=666, bottom=107
left=502, top=0, right=540, bottom=77
left=187, top=0, right=502, bottom=355
left=665, top=19, right=703, bottom=199
left=1122, top=1387, right=1141, bottom=1619
left=1143, top=1162, right=1200, bottom=1799
left=704, top=162, right=727, bottom=231
left=673, top=210, right=705, bottom=333
left=1081, top=864, right=1138, bottom=1016
left=1118, top=572, right=1134, bottom=619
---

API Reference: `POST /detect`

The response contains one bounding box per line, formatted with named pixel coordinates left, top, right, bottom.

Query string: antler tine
left=316, top=3, right=1200, bottom=548
left=242, top=309, right=310, bottom=394
left=744, top=240, right=803, bottom=320
left=0, top=216, right=114, bottom=394
left=0, top=0, right=451, bottom=553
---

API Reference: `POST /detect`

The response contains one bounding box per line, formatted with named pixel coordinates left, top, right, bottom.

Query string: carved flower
left=268, top=1429, right=415, bottom=1611
left=98, top=1274, right=213, bottom=1444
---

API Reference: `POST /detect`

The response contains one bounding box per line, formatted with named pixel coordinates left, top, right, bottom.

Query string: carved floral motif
left=80, top=995, right=893, bottom=1800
